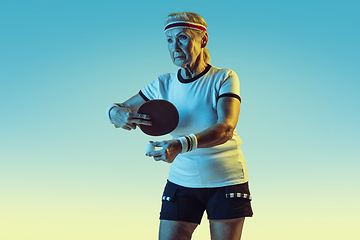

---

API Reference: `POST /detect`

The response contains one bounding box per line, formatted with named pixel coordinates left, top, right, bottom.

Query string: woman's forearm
left=195, top=122, right=235, bottom=148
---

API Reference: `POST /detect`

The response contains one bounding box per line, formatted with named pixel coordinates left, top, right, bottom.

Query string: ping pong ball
left=145, top=143, right=156, bottom=153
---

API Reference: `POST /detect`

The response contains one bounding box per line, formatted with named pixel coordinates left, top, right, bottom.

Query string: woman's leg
left=159, top=219, right=198, bottom=240
left=209, top=217, right=245, bottom=240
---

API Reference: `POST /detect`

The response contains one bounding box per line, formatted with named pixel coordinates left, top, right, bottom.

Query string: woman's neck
left=181, top=57, right=207, bottom=79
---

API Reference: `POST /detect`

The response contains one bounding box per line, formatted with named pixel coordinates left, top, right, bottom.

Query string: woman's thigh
left=159, top=220, right=198, bottom=240
left=209, top=217, right=245, bottom=240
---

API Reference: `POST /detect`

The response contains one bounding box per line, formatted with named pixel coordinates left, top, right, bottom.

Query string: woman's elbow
left=219, top=122, right=235, bottom=142
left=224, top=128, right=234, bottom=141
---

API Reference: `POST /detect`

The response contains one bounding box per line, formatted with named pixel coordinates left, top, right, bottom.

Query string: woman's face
left=166, top=28, right=203, bottom=68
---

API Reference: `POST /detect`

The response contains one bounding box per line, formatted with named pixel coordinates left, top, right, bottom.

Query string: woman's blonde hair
left=165, top=12, right=211, bottom=64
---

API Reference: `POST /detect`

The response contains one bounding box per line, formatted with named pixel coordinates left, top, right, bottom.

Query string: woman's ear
left=201, top=33, right=208, bottom=48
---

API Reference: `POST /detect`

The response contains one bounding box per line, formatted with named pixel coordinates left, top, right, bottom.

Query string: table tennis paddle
left=137, top=100, right=179, bottom=136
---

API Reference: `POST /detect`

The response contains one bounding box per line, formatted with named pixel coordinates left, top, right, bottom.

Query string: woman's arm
left=196, top=96, right=240, bottom=148
left=107, top=93, right=152, bottom=131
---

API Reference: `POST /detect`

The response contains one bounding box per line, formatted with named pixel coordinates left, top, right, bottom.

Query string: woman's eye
left=179, top=35, right=187, bottom=40
left=167, top=38, right=173, bottom=43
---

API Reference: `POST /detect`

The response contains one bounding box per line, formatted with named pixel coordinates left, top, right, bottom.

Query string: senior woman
left=106, top=12, right=252, bottom=240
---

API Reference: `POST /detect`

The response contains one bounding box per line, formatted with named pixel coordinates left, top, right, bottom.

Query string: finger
left=126, top=123, right=137, bottom=130
left=121, top=123, right=137, bottom=130
left=130, top=113, right=152, bottom=126
left=130, top=112, right=151, bottom=120
left=153, top=155, right=163, bottom=161
left=152, top=141, right=165, bottom=147
left=131, top=118, right=152, bottom=126
left=122, top=125, right=132, bottom=131
left=155, top=156, right=169, bottom=163
left=146, top=149, right=163, bottom=157
left=148, top=141, right=160, bottom=149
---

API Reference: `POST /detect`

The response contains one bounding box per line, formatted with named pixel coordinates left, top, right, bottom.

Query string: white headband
left=164, top=21, right=207, bottom=33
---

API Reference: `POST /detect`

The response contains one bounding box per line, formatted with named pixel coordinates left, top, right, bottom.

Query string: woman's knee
left=159, top=220, right=198, bottom=240
left=209, top=217, right=245, bottom=240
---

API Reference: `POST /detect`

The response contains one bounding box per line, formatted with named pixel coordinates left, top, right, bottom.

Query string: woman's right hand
left=110, top=106, right=152, bottom=131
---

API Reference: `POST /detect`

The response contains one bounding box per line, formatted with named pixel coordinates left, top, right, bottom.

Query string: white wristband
left=178, top=137, right=188, bottom=153
left=105, top=104, right=118, bottom=123
left=188, top=134, right=198, bottom=151
left=105, top=104, right=121, bottom=127
left=177, top=134, right=198, bottom=153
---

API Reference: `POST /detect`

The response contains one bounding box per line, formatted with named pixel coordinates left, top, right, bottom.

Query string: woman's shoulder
left=157, top=71, right=177, bottom=82
left=208, top=65, right=237, bottom=78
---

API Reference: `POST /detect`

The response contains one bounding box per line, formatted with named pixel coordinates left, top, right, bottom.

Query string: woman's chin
left=173, top=59, right=188, bottom=68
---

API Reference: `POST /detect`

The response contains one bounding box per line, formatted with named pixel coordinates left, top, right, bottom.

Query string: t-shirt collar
left=177, top=65, right=212, bottom=83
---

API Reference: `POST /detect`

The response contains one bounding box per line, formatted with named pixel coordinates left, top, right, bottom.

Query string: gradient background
left=1, top=0, right=359, bottom=239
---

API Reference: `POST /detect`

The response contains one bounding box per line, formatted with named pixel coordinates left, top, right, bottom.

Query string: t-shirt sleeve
left=218, top=70, right=241, bottom=102
left=140, top=78, right=160, bottom=101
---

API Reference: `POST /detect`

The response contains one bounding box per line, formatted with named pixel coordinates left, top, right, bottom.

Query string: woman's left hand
left=146, top=140, right=182, bottom=163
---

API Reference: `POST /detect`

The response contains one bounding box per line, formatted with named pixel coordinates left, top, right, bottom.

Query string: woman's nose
left=173, top=40, right=180, bottom=51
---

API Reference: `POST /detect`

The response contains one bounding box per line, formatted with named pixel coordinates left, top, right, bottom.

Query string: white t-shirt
left=140, top=65, right=249, bottom=188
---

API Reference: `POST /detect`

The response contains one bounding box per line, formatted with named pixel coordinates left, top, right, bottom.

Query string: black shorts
left=160, top=180, right=253, bottom=224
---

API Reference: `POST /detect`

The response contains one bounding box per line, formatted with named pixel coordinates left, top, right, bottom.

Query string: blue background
left=1, top=0, right=359, bottom=239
